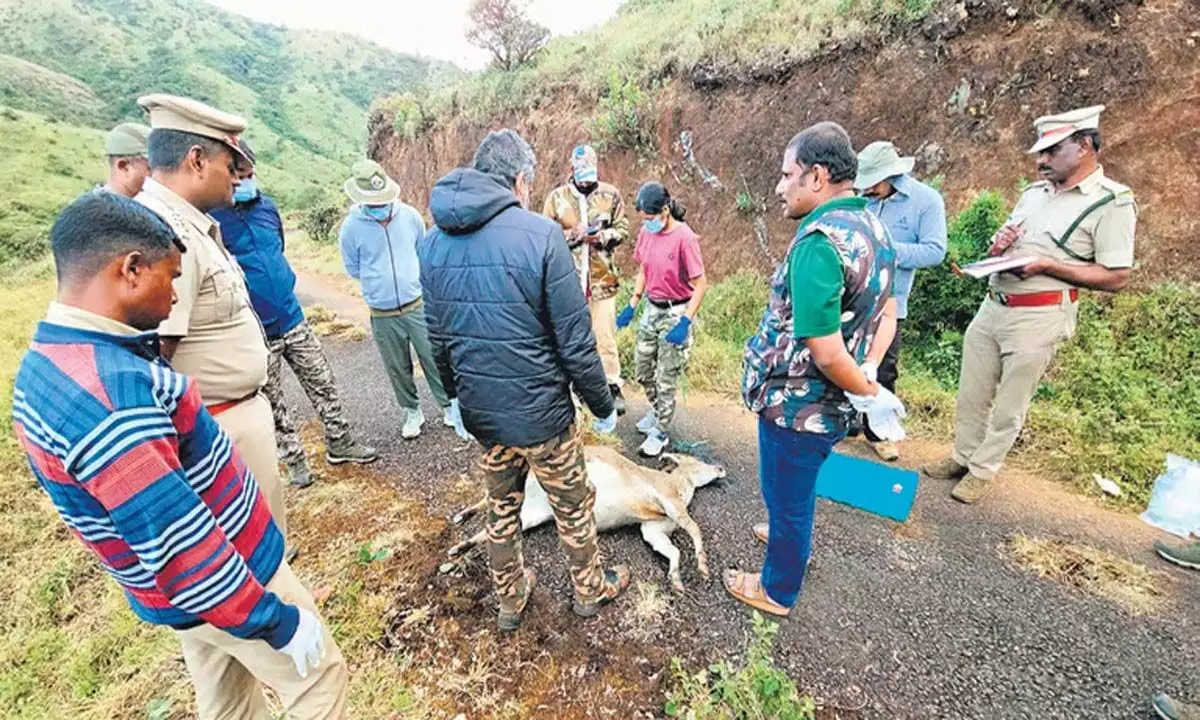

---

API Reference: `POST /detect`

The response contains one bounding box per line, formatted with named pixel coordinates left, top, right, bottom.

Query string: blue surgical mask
left=362, top=204, right=392, bottom=221
left=233, top=177, right=258, bottom=203
left=643, top=217, right=666, bottom=234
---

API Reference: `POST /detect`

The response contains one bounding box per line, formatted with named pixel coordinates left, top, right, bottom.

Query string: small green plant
left=586, top=73, right=657, bottom=156
left=145, top=697, right=173, bottom=720
left=356, top=544, right=391, bottom=566
left=664, top=612, right=815, bottom=719
left=904, top=189, right=1008, bottom=386
left=299, top=200, right=345, bottom=245
left=375, top=93, right=431, bottom=142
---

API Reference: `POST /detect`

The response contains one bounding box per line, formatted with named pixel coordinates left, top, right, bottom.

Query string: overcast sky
left=206, top=0, right=624, bottom=69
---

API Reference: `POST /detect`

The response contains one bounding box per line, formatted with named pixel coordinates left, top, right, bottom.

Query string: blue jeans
left=759, top=416, right=842, bottom=607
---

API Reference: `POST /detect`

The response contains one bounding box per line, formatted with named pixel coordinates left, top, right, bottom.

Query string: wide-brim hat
left=854, top=141, right=915, bottom=191
left=343, top=158, right=399, bottom=205
left=1028, top=104, right=1105, bottom=154
left=137, top=93, right=251, bottom=164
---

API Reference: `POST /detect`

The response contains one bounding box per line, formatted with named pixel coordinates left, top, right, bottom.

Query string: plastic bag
left=1140, top=454, right=1200, bottom=538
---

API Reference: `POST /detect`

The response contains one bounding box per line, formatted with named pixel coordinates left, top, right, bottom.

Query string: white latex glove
left=280, top=607, right=325, bottom=679
left=844, top=386, right=907, bottom=442
left=448, top=398, right=474, bottom=442
left=860, top=361, right=879, bottom=385
left=592, top=410, right=618, bottom=435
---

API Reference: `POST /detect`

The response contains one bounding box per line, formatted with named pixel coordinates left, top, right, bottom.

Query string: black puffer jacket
left=418, top=168, right=614, bottom=447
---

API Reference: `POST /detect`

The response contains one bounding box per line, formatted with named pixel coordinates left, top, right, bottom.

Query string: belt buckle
left=993, top=292, right=1010, bottom=307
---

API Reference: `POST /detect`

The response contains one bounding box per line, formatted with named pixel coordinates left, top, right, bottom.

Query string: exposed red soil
left=372, top=0, right=1200, bottom=287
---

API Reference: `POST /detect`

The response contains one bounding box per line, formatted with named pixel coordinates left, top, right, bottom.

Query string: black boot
left=610, top=384, right=626, bottom=416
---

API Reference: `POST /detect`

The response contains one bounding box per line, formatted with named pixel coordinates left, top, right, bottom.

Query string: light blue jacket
left=865, top=174, right=948, bottom=319
left=338, top=201, right=426, bottom=311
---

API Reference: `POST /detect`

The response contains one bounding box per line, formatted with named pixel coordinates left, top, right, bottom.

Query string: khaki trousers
left=215, top=393, right=287, bottom=538
left=589, top=295, right=622, bottom=385
left=953, top=296, right=1077, bottom=479
left=177, top=561, right=348, bottom=720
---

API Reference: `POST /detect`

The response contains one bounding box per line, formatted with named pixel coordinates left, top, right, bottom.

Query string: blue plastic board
left=815, top=452, right=919, bottom=522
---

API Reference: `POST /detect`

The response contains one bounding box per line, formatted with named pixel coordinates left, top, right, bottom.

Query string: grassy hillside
left=0, top=0, right=454, bottom=161
left=0, top=106, right=343, bottom=269
left=387, top=0, right=935, bottom=130
left=0, top=109, right=106, bottom=266
left=0, top=0, right=461, bottom=263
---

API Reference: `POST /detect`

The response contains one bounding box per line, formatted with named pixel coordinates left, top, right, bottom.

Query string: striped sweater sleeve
left=65, top=403, right=299, bottom=648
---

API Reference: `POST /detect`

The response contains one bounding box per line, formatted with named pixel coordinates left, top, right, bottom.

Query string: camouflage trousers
left=479, top=427, right=604, bottom=611
left=635, top=303, right=692, bottom=430
left=263, top=320, right=351, bottom=465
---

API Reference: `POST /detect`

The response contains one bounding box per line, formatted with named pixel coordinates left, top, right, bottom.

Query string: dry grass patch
left=1007, top=534, right=1168, bottom=616
left=305, top=304, right=367, bottom=341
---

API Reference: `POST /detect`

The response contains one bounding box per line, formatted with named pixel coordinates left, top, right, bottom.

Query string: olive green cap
left=105, top=122, right=151, bottom=157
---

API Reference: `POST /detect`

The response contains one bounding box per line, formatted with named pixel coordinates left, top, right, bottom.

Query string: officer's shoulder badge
left=1098, top=175, right=1133, bottom=200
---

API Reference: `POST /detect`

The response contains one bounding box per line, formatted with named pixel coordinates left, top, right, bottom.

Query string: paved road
left=287, top=281, right=1199, bottom=718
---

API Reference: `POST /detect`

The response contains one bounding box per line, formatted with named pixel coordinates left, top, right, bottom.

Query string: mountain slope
left=0, top=0, right=458, bottom=208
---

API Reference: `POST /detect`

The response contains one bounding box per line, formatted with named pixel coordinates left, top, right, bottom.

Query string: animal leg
left=658, top=496, right=709, bottom=581
left=452, top=496, right=488, bottom=526
left=640, top=520, right=684, bottom=594
left=448, top=527, right=487, bottom=558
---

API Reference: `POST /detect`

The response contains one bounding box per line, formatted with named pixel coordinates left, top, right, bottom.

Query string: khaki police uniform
left=953, top=106, right=1136, bottom=481
left=134, top=94, right=348, bottom=720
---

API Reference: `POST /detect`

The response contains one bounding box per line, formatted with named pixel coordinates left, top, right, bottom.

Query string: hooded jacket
left=338, top=200, right=426, bottom=311
left=418, top=168, right=614, bottom=447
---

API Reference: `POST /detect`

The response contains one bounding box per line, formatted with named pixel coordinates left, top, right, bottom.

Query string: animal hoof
left=451, top=512, right=467, bottom=526
left=670, top=575, right=685, bottom=595
left=697, top=554, right=710, bottom=580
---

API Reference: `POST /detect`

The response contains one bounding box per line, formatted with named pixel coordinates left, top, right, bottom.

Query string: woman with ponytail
left=615, top=182, right=709, bottom=457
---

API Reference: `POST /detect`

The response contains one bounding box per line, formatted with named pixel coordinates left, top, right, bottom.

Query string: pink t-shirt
left=634, top=223, right=705, bottom=301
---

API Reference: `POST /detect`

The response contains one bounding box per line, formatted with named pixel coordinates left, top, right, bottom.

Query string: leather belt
left=208, top=392, right=259, bottom=416
left=990, top=288, right=1079, bottom=307
left=648, top=296, right=691, bottom=309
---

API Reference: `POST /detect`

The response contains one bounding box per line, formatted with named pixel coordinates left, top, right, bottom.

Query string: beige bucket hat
left=854, top=141, right=915, bottom=191
left=343, top=158, right=399, bottom=205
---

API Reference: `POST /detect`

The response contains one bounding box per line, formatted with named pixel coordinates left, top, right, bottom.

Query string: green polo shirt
left=787, top=196, right=866, bottom=339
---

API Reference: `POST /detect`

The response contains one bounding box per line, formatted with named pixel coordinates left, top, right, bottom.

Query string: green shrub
left=904, top=189, right=1008, bottom=385
left=665, top=612, right=815, bottom=719
left=586, top=73, right=657, bottom=156
left=372, top=93, right=431, bottom=142
left=1024, top=284, right=1200, bottom=502
left=299, top=200, right=345, bottom=245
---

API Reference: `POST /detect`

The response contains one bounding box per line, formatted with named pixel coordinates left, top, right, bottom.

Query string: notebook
left=816, top=452, right=920, bottom=523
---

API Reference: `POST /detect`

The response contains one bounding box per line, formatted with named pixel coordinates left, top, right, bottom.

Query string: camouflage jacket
left=742, top=197, right=896, bottom=434
left=542, top=181, right=630, bottom=301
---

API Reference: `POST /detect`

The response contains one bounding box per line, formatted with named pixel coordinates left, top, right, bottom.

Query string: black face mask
left=574, top=180, right=599, bottom=195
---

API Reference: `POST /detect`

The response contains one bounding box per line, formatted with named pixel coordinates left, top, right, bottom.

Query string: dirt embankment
left=372, top=0, right=1199, bottom=285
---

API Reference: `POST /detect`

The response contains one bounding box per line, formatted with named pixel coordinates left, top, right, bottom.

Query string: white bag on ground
left=1140, top=454, right=1200, bottom=538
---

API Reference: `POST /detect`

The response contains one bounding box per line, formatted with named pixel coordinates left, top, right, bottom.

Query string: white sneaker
left=639, top=430, right=668, bottom=457
left=636, top=410, right=658, bottom=435
left=443, top=405, right=456, bottom=427
left=401, top=408, right=425, bottom=439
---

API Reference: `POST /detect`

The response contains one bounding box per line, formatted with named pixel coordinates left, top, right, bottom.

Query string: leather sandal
left=497, top=568, right=537, bottom=631
left=722, top=568, right=790, bottom=617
